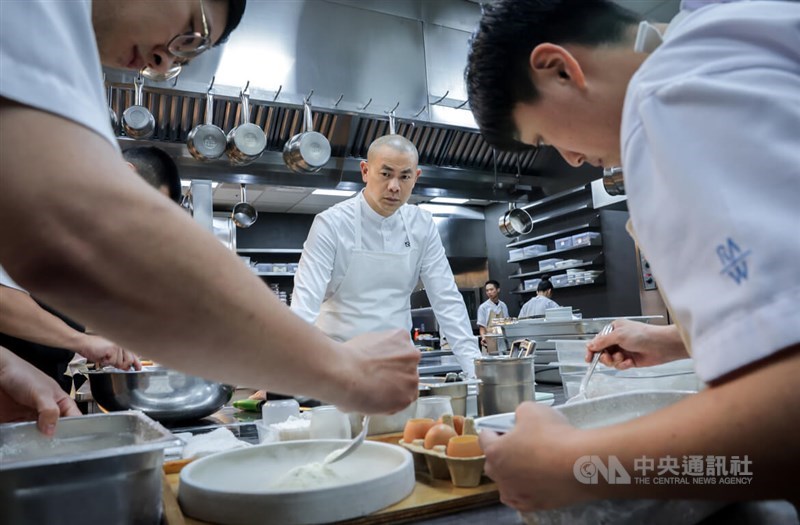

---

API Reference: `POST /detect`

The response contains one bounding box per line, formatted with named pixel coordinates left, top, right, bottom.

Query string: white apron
left=315, top=202, right=419, bottom=342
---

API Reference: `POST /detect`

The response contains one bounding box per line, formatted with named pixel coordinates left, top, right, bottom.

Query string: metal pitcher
left=475, top=355, right=535, bottom=416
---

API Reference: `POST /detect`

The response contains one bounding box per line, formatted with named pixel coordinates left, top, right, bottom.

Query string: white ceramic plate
left=179, top=439, right=415, bottom=525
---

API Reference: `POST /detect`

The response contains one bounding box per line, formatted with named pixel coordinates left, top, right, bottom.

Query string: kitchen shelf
left=509, top=261, right=598, bottom=280
left=526, top=203, right=592, bottom=228
left=507, top=243, right=602, bottom=264
left=254, top=272, right=295, bottom=277
left=519, top=184, right=589, bottom=212
left=511, top=276, right=605, bottom=294
left=506, top=219, right=599, bottom=248
left=238, top=249, right=303, bottom=254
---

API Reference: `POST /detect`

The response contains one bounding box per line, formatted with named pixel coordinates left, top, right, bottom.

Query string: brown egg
left=423, top=423, right=458, bottom=449
left=446, top=435, right=483, bottom=458
left=437, top=414, right=465, bottom=435
left=402, top=418, right=436, bottom=443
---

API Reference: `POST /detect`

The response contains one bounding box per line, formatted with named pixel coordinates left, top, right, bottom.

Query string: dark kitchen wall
left=235, top=212, right=316, bottom=249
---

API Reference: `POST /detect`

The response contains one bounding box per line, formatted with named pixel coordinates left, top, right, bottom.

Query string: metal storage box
left=0, top=411, right=178, bottom=525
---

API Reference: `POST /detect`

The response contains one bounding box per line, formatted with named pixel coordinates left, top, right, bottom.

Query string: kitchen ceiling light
left=312, top=189, right=356, bottom=197
left=430, top=197, right=469, bottom=205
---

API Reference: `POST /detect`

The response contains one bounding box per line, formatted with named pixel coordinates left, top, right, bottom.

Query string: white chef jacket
left=621, top=0, right=800, bottom=382
left=477, top=299, right=509, bottom=328
left=0, top=0, right=118, bottom=150
left=292, top=191, right=481, bottom=376
left=519, top=295, right=560, bottom=318
left=0, top=265, right=26, bottom=293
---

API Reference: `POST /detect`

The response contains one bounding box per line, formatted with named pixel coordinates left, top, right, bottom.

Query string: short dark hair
left=538, top=275, right=554, bottom=293
left=123, top=146, right=182, bottom=203
left=465, top=0, right=640, bottom=150
left=216, top=0, right=247, bottom=46
left=485, top=280, right=501, bottom=289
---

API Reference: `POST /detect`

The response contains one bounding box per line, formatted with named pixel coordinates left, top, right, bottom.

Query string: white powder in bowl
left=273, top=461, right=341, bottom=490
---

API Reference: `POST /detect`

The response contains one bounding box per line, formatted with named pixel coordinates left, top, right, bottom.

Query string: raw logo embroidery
left=716, top=238, right=751, bottom=285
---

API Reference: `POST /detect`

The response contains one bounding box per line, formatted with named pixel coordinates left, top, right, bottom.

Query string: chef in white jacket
left=292, top=135, right=481, bottom=378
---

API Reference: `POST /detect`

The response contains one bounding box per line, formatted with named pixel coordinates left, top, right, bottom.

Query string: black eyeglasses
left=141, top=0, right=211, bottom=81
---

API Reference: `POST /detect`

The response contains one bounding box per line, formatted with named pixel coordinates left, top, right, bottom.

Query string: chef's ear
left=360, top=160, right=369, bottom=183
left=125, top=161, right=137, bottom=173
left=414, top=168, right=421, bottom=183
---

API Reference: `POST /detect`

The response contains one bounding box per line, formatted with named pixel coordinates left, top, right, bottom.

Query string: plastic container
left=524, top=278, right=541, bottom=290
left=509, top=248, right=525, bottom=261
left=538, top=258, right=563, bottom=271
left=271, top=263, right=288, bottom=273
left=555, top=236, right=573, bottom=250
left=522, top=244, right=547, bottom=257
left=560, top=359, right=701, bottom=401
left=551, top=274, right=569, bottom=288
left=255, top=263, right=273, bottom=272
left=287, top=262, right=299, bottom=273
left=572, top=231, right=602, bottom=246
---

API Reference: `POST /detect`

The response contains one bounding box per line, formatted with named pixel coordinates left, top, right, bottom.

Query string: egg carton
left=398, top=439, right=486, bottom=488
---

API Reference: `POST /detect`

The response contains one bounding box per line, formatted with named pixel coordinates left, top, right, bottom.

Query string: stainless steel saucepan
left=226, top=91, right=266, bottom=165
left=187, top=90, right=226, bottom=161
left=498, top=202, right=533, bottom=238
left=283, top=101, right=331, bottom=173
left=122, top=74, right=155, bottom=139
left=231, top=183, right=258, bottom=228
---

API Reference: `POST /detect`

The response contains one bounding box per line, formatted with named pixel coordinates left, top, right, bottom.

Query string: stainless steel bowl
left=86, top=366, right=234, bottom=422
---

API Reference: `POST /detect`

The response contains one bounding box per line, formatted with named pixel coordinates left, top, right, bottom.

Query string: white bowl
left=179, top=439, right=415, bottom=525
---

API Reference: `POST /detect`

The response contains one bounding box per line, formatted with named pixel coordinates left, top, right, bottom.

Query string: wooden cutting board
left=163, top=433, right=499, bottom=525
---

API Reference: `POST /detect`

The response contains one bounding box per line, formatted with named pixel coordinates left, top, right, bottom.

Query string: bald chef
left=292, top=135, right=481, bottom=378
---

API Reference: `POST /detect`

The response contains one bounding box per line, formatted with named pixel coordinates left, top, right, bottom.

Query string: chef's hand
left=78, top=334, right=141, bottom=370
left=585, top=319, right=689, bottom=370
left=480, top=402, right=591, bottom=511
left=337, top=329, right=420, bottom=414
left=0, top=347, right=81, bottom=435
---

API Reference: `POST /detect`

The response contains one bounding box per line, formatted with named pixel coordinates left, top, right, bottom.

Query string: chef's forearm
left=0, top=103, right=350, bottom=400
left=569, top=346, right=799, bottom=501
left=0, top=286, right=85, bottom=351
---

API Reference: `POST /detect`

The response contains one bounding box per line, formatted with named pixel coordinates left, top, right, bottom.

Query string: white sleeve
left=290, top=214, right=337, bottom=324
left=519, top=299, right=531, bottom=318
left=419, top=219, right=480, bottom=378
left=476, top=303, right=489, bottom=328
left=0, top=0, right=118, bottom=149
left=0, top=265, right=28, bottom=293
left=623, top=61, right=800, bottom=382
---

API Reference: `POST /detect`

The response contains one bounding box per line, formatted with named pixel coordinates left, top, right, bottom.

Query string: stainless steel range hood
left=104, top=0, right=598, bottom=202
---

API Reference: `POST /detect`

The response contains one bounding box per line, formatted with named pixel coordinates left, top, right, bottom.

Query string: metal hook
left=207, top=75, right=216, bottom=93
left=515, top=154, right=522, bottom=180
left=359, top=97, right=372, bottom=111
left=242, top=80, right=250, bottom=95
left=171, top=75, right=179, bottom=88
left=430, top=91, right=449, bottom=106
left=334, top=93, right=344, bottom=107
left=455, top=99, right=469, bottom=110
left=413, top=105, right=427, bottom=118
left=385, top=101, right=400, bottom=114
left=304, top=89, right=314, bottom=104
left=272, top=84, right=283, bottom=101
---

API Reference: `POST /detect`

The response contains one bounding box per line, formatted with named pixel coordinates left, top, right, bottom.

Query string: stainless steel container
left=475, top=356, right=535, bottom=416
left=86, top=366, right=234, bottom=422
left=419, top=377, right=470, bottom=416
left=0, top=412, right=178, bottom=525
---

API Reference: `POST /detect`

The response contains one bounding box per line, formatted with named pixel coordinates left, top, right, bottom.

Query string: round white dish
left=178, top=439, right=415, bottom=525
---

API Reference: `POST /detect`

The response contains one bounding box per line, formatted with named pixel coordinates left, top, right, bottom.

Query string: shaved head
left=367, top=135, right=419, bottom=165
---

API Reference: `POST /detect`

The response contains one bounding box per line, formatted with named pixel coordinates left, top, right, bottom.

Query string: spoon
left=569, top=323, right=614, bottom=404
left=324, top=415, right=370, bottom=465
